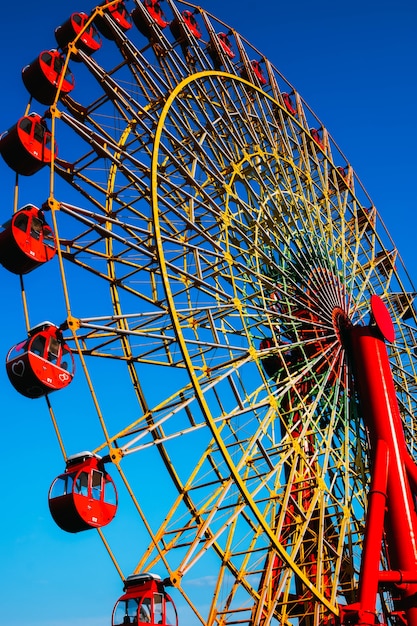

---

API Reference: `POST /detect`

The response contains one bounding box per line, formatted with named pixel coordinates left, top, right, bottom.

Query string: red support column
left=347, top=297, right=417, bottom=626
left=358, top=439, right=389, bottom=624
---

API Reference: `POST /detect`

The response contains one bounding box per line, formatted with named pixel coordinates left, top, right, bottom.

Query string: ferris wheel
left=2, top=1, right=417, bottom=625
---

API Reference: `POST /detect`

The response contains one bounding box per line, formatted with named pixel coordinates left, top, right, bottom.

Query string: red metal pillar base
left=342, top=296, right=417, bottom=626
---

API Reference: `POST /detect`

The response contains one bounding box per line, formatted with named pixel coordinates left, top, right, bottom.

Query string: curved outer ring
left=151, top=68, right=337, bottom=612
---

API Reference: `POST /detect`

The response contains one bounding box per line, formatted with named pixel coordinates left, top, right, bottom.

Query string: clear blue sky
left=0, top=1, right=416, bottom=625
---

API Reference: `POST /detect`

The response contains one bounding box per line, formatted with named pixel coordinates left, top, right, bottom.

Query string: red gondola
left=282, top=92, right=296, bottom=116
left=22, top=49, right=75, bottom=105
left=170, top=10, right=201, bottom=65
left=6, top=322, right=74, bottom=399
left=131, top=0, right=169, bottom=38
left=251, top=60, right=267, bottom=86
left=310, top=127, right=325, bottom=152
left=218, top=32, right=235, bottom=59
left=55, top=12, right=102, bottom=58
left=181, top=9, right=202, bottom=39
left=49, top=452, right=118, bottom=533
left=0, top=205, right=56, bottom=274
left=207, top=31, right=235, bottom=69
left=334, top=166, right=350, bottom=192
left=0, top=113, right=57, bottom=176
left=170, top=9, right=202, bottom=41
left=95, top=1, right=132, bottom=40
left=112, top=573, right=178, bottom=626
left=240, top=60, right=267, bottom=87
